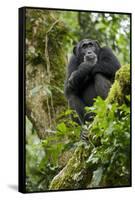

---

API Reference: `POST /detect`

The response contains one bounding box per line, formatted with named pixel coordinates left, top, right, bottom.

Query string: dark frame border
left=19, top=6, right=132, bottom=193
left=19, top=7, right=26, bottom=193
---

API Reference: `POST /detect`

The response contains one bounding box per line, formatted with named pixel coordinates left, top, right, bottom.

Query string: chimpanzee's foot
left=80, top=129, right=89, bottom=143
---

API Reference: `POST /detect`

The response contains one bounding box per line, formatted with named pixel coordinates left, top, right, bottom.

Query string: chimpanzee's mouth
left=85, top=54, right=95, bottom=61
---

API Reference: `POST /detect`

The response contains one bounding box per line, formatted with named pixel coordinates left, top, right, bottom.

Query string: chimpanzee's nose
left=87, top=51, right=92, bottom=55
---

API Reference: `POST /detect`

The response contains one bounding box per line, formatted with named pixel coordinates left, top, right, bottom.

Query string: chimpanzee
left=64, top=39, right=121, bottom=133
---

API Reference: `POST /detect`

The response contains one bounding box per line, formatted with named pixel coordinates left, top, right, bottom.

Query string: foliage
left=78, top=13, right=130, bottom=64
left=49, top=65, right=131, bottom=190
left=26, top=111, right=81, bottom=192
left=86, top=96, right=130, bottom=186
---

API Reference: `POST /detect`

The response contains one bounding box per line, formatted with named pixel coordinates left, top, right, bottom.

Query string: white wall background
left=0, top=0, right=134, bottom=199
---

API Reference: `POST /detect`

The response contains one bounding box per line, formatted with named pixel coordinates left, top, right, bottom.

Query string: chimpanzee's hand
left=79, top=62, right=95, bottom=71
left=68, top=62, right=94, bottom=89
left=68, top=71, right=78, bottom=88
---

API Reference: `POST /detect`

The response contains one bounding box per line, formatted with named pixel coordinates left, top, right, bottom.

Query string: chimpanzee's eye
left=88, top=42, right=93, bottom=47
left=82, top=43, right=88, bottom=49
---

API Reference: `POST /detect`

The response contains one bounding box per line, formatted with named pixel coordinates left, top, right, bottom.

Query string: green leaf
left=56, top=122, right=67, bottom=134
left=90, top=167, right=103, bottom=187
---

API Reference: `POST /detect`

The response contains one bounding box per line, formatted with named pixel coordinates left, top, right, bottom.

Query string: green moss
left=26, top=9, right=69, bottom=138
left=26, top=8, right=68, bottom=94
left=49, top=143, right=92, bottom=190
left=107, top=65, right=130, bottom=104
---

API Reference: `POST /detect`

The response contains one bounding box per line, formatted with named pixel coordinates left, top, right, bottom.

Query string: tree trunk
left=26, top=9, right=68, bottom=139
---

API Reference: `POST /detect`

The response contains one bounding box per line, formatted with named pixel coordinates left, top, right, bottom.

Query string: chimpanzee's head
left=73, top=39, right=100, bottom=65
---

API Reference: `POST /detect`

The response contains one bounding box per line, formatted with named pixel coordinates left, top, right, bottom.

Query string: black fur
left=64, top=39, right=121, bottom=125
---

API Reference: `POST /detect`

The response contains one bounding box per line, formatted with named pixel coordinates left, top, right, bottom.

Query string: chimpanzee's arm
left=69, top=62, right=93, bottom=86
left=91, top=47, right=121, bottom=78
left=65, top=62, right=94, bottom=98
left=64, top=55, right=93, bottom=125
left=66, top=55, right=79, bottom=79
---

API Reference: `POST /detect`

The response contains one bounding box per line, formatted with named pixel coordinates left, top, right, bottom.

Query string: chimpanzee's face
left=73, top=39, right=100, bottom=64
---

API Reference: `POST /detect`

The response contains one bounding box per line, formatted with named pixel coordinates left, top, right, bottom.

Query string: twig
left=46, top=96, right=52, bottom=128
left=45, top=20, right=60, bottom=83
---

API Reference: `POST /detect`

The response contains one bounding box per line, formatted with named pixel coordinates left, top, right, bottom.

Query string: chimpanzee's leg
left=68, top=95, right=86, bottom=125
left=94, top=74, right=112, bottom=99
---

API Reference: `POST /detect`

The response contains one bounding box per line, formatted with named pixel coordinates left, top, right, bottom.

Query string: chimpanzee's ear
left=95, top=40, right=101, bottom=48
left=73, top=46, right=77, bottom=55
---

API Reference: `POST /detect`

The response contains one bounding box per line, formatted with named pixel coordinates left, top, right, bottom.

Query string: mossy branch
left=49, top=65, right=130, bottom=190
